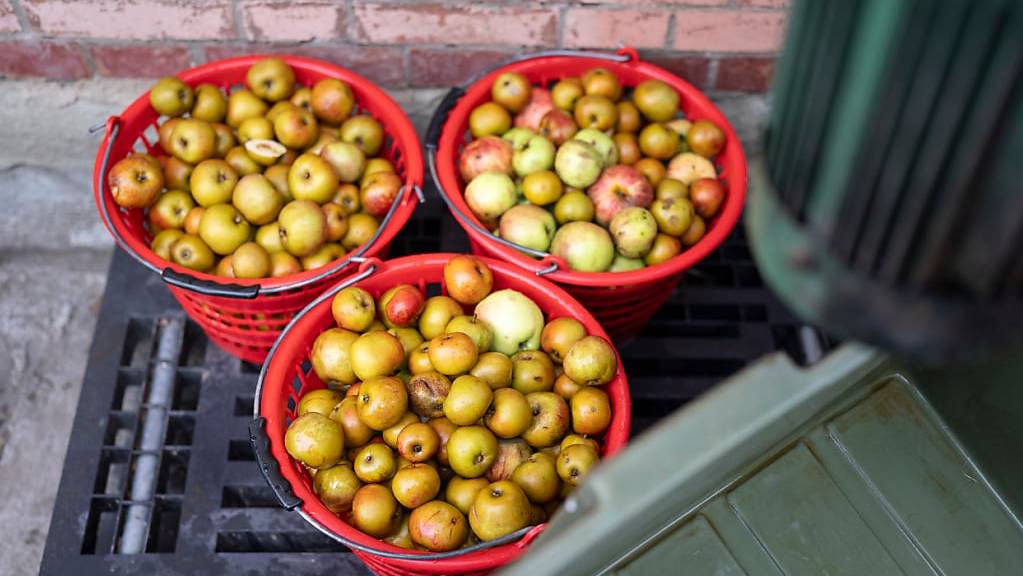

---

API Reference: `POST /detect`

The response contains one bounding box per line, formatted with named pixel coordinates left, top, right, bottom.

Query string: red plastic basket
left=93, top=55, right=423, bottom=364
left=251, top=254, right=631, bottom=575
left=428, top=47, right=747, bottom=341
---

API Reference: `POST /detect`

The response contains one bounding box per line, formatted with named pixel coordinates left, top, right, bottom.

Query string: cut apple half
left=245, top=139, right=288, bottom=166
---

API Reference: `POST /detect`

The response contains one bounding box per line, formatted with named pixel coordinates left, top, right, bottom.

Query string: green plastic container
left=501, top=344, right=1023, bottom=575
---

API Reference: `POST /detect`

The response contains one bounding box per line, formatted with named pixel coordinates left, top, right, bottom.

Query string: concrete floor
left=0, top=78, right=766, bottom=575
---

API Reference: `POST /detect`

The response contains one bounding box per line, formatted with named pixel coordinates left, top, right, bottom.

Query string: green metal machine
left=502, top=0, right=1023, bottom=573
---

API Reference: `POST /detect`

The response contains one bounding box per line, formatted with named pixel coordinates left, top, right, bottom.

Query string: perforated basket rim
left=432, top=48, right=747, bottom=288
left=92, top=54, right=424, bottom=295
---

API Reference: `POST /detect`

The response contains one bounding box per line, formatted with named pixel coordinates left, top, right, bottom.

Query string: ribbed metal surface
left=766, top=0, right=1023, bottom=300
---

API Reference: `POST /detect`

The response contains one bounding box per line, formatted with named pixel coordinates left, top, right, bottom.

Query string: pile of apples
left=106, top=57, right=399, bottom=279
left=458, top=68, right=728, bottom=272
left=284, top=256, right=617, bottom=552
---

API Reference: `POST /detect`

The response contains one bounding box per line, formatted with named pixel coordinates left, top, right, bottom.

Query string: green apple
left=573, top=128, right=618, bottom=167
left=198, top=203, right=251, bottom=255
left=512, top=135, right=555, bottom=177
left=609, top=207, right=657, bottom=258
left=465, top=172, right=517, bottom=222
left=474, top=289, right=544, bottom=355
left=502, top=127, right=535, bottom=151
left=554, top=140, right=602, bottom=189
left=498, top=204, right=555, bottom=252
left=550, top=222, right=615, bottom=272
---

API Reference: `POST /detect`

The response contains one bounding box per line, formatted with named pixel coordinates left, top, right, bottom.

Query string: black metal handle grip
left=161, top=268, right=260, bottom=299
left=425, top=86, right=465, bottom=149
left=249, top=417, right=303, bottom=510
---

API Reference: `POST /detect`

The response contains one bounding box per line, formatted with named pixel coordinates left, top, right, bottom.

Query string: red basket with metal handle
left=250, top=253, right=631, bottom=575
left=92, top=55, right=424, bottom=364
left=426, top=47, right=747, bottom=341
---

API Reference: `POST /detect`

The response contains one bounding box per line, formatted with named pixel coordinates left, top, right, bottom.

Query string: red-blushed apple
left=380, top=284, right=425, bottom=328
left=538, top=109, right=577, bottom=146
left=554, top=140, right=602, bottom=190
left=550, top=222, right=615, bottom=272
left=360, top=171, right=402, bottom=218
left=459, top=136, right=514, bottom=182
left=444, top=255, right=494, bottom=305
left=487, top=439, right=533, bottom=482
left=465, top=172, right=517, bottom=221
left=513, top=88, right=554, bottom=132
left=587, top=164, right=654, bottom=226
left=689, top=178, right=725, bottom=219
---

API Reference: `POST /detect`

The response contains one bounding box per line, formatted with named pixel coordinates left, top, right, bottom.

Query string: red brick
left=409, top=48, right=518, bottom=88
left=639, top=52, right=712, bottom=90
left=0, top=41, right=89, bottom=79
left=736, top=0, right=791, bottom=8
left=0, top=1, right=20, bottom=33
left=22, top=0, right=234, bottom=40
left=241, top=1, right=343, bottom=42
left=205, top=44, right=405, bottom=88
left=352, top=3, right=557, bottom=47
left=673, top=10, right=786, bottom=52
left=715, top=56, right=775, bottom=92
left=579, top=0, right=728, bottom=5
left=564, top=9, right=670, bottom=49
left=91, top=44, right=193, bottom=78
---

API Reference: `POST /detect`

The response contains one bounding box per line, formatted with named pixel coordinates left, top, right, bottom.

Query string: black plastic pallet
left=40, top=196, right=828, bottom=575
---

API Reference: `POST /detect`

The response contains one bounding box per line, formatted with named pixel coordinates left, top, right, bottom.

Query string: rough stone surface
left=0, top=78, right=152, bottom=175
left=0, top=249, right=109, bottom=576
left=0, top=78, right=767, bottom=576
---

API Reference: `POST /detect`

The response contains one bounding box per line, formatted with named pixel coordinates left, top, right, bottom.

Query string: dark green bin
left=502, top=344, right=1023, bottom=575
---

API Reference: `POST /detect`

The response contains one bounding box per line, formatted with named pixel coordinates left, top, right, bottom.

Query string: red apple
left=538, top=109, right=577, bottom=146
left=689, top=178, right=725, bottom=219
left=360, top=171, right=402, bottom=218
left=513, top=88, right=553, bottom=132
left=459, top=136, right=513, bottom=182
left=586, top=164, right=654, bottom=226
left=380, top=284, right=426, bottom=328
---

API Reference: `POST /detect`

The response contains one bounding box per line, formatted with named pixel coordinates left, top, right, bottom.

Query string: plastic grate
left=41, top=194, right=831, bottom=575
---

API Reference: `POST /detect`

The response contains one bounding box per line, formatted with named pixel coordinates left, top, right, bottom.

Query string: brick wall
left=0, top=0, right=788, bottom=92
